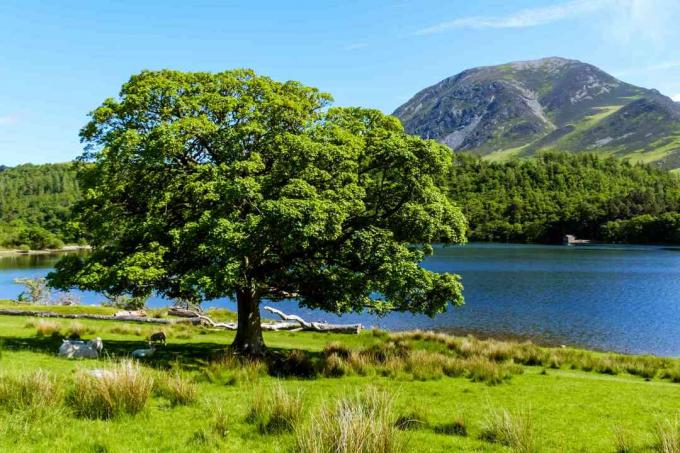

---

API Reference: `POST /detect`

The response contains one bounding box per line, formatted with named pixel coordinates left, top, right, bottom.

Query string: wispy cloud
left=414, top=0, right=606, bottom=35
left=0, top=113, right=20, bottom=126
left=604, top=0, right=680, bottom=46
left=414, top=0, right=680, bottom=47
left=672, top=94, right=680, bottom=102
left=615, top=60, right=680, bottom=77
left=344, top=43, right=368, bottom=51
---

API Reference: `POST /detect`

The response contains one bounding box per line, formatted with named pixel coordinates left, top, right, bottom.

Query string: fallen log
left=263, top=306, right=362, bottom=334
left=175, top=306, right=362, bottom=334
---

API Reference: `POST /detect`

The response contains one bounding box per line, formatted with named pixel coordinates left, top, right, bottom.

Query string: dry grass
left=66, top=321, right=96, bottom=338
left=211, top=405, right=230, bottom=438
left=612, top=424, right=635, bottom=453
left=69, top=360, right=154, bottom=419
left=295, top=387, right=404, bottom=453
left=656, top=418, right=680, bottom=453
left=35, top=320, right=60, bottom=337
left=156, top=373, right=198, bottom=406
left=246, top=382, right=304, bottom=433
left=0, top=369, right=63, bottom=411
left=388, top=330, right=678, bottom=383
left=200, top=354, right=267, bottom=385
left=108, top=325, right=144, bottom=337
left=319, top=339, right=522, bottom=385
left=480, top=408, right=536, bottom=453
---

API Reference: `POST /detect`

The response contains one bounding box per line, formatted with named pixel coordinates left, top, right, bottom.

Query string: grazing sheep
left=148, top=331, right=166, bottom=345
left=58, top=337, right=103, bottom=359
left=132, top=345, right=156, bottom=359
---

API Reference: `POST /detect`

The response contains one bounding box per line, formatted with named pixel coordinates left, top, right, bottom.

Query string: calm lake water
left=2, top=243, right=680, bottom=356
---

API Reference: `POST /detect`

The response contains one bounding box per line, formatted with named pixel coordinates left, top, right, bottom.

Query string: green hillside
left=395, top=57, right=680, bottom=170
left=0, top=163, right=80, bottom=249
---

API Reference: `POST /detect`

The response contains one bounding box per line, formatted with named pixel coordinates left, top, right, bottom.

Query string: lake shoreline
left=0, top=245, right=91, bottom=257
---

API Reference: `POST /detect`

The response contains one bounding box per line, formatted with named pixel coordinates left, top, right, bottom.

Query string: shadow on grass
left=0, top=334, right=323, bottom=375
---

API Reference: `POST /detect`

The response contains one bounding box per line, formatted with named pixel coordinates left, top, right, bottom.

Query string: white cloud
left=344, top=43, right=368, bottom=51
left=672, top=94, right=680, bottom=102
left=414, top=0, right=607, bottom=35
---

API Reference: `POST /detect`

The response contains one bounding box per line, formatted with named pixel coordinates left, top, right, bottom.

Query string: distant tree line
left=1, top=152, right=679, bottom=249
left=0, top=163, right=80, bottom=249
left=448, top=152, right=680, bottom=244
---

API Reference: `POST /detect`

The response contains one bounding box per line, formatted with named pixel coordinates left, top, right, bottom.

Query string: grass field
left=1, top=301, right=680, bottom=452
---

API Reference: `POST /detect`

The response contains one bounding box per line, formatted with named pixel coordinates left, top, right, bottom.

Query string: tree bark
left=231, top=288, right=266, bottom=356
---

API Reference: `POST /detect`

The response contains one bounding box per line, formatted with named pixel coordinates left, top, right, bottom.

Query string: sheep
left=148, top=331, right=166, bottom=345
left=58, top=337, right=103, bottom=359
left=132, top=344, right=156, bottom=359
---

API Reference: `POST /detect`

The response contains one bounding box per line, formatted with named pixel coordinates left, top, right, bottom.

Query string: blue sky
left=1, top=0, right=680, bottom=166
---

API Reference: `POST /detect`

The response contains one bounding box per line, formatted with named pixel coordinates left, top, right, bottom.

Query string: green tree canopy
left=47, top=69, right=467, bottom=355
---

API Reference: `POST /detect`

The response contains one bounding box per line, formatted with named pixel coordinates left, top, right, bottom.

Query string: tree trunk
left=231, top=288, right=266, bottom=356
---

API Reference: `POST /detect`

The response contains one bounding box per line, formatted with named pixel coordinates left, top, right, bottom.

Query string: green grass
left=1, top=304, right=680, bottom=451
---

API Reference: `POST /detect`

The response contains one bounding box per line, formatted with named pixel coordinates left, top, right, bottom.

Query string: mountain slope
left=394, top=57, right=680, bottom=170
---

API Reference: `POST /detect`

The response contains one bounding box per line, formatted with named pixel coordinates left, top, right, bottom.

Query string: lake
left=2, top=243, right=680, bottom=356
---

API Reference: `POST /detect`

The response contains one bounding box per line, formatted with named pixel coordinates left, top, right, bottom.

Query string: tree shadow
left=0, top=333, right=323, bottom=375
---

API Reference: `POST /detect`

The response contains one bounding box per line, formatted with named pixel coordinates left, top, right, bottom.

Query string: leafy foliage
left=448, top=152, right=680, bottom=243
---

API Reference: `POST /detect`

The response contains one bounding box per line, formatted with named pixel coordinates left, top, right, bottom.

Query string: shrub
left=395, top=407, right=429, bottom=431
left=0, top=369, right=63, bottom=411
left=323, top=341, right=352, bottom=359
left=35, top=320, right=60, bottom=337
left=480, top=408, right=536, bottom=453
left=157, top=373, right=197, bottom=406
left=656, top=418, right=680, bottom=453
left=323, top=353, right=349, bottom=377
left=270, top=349, right=316, bottom=379
left=661, top=366, right=680, bottom=384
left=246, top=383, right=304, bottom=434
left=69, top=360, right=154, bottom=419
left=295, top=387, right=404, bottom=453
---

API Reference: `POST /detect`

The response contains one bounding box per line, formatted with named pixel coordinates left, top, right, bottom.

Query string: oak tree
left=47, top=70, right=467, bottom=355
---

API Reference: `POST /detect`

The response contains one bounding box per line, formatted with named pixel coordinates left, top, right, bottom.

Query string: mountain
left=394, top=57, right=680, bottom=170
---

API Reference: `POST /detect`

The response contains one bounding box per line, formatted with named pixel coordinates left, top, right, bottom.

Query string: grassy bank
left=1, top=303, right=680, bottom=452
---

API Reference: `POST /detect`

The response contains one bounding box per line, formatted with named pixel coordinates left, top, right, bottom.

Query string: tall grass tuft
left=246, top=382, right=304, bottom=433
left=0, top=369, right=63, bottom=411
left=108, top=325, right=143, bottom=337
left=211, top=405, right=230, bottom=438
left=200, top=354, right=267, bottom=385
left=157, top=373, right=198, bottom=406
left=295, top=387, right=404, bottom=453
left=612, top=424, right=634, bottom=453
left=656, top=418, right=680, bottom=453
left=35, top=320, right=60, bottom=337
left=67, top=321, right=95, bottom=339
left=434, top=415, right=468, bottom=436
left=69, top=360, right=154, bottom=419
left=480, top=408, right=536, bottom=453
